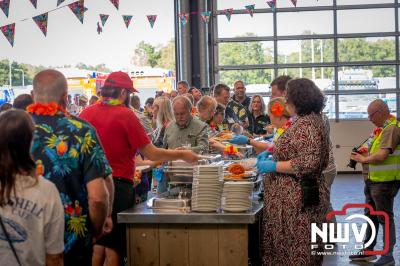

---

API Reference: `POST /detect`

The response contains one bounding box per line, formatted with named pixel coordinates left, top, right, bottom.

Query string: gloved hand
left=229, top=135, right=248, bottom=145
left=256, top=160, right=277, bottom=174
left=257, top=151, right=271, bottom=161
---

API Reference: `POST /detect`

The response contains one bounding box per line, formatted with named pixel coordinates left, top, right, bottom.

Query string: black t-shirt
left=250, top=113, right=271, bottom=135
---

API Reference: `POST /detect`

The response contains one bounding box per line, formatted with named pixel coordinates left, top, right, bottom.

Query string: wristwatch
left=247, top=138, right=251, bottom=145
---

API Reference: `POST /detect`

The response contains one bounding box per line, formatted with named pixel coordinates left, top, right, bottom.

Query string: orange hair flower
left=270, top=102, right=284, bottom=117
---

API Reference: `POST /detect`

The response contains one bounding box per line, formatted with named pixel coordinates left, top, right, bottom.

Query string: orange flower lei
left=27, top=102, right=68, bottom=116
left=270, top=102, right=284, bottom=117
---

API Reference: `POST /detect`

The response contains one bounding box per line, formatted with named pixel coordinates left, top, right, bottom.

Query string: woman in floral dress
left=257, top=78, right=330, bottom=265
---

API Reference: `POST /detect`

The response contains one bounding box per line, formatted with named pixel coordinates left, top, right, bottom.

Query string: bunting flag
left=223, top=8, right=233, bottom=21
left=32, top=12, right=48, bottom=36
left=291, top=0, right=297, bottom=7
left=0, top=23, right=15, bottom=46
left=178, top=13, right=189, bottom=27
left=147, top=15, right=157, bottom=28
left=97, top=22, right=102, bottom=34
left=99, top=14, right=109, bottom=26
left=200, top=11, right=211, bottom=23
left=68, top=0, right=85, bottom=24
left=122, top=15, right=132, bottom=28
left=57, top=0, right=65, bottom=6
left=245, top=5, right=255, bottom=17
left=0, top=0, right=10, bottom=17
left=267, top=0, right=276, bottom=12
left=109, top=0, right=119, bottom=10
left=29, top=0, right=37, bottom=8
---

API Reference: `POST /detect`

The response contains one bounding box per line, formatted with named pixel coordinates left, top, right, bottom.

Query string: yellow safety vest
left=369, top=119, right=400, bottom=182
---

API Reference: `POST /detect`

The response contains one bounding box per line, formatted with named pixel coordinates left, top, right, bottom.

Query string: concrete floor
left=323, top=174, right=400, bottom=266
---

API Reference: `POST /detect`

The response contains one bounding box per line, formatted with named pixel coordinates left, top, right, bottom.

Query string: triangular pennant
left=109, top=0, right=119, bottom=10
left=147, top=15, right=157, bottom=28
left=57, top=0, right=66, bottom=6
left=0, top=23, right=15, bottom=46
left=223, top=8, right=233, bottom=21
left=29, top=0, right=37, bottom=8
left=68, top=0, right=85, bottom=24
left=99, top=14, right=109, bottom=27
left=201, top=11, right=211, bottom=23
left=267, top=0, right=276, bottom=12
left=291, top=0, right=297, bottom=7
left=245, top=5, right=255, bottom=17
left=122, top=15, right=133, bottom=28
left=0, top=0, right=10, bottom=17
left=97, top=22, right=102, bottom=34
left=32, top=12, right=48, bottom=36
left=178, top=13, right=189, bottom=27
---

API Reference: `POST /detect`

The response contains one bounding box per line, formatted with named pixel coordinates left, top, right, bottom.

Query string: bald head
left=33, top=69, right=68, bottom=106
left=368, top=99, right=389, bottom=114
left=367, top=99, right=390, bottom=127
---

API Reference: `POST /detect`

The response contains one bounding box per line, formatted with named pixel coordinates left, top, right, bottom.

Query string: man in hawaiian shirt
left=29, top=69, right=114, bottom=266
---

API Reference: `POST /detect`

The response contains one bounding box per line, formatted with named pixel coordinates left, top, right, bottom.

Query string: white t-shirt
left=0, top=175, right=64, bottom=266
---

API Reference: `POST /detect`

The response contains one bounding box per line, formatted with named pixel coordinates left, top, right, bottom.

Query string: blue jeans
left=364, top=180, right=400, bottom=255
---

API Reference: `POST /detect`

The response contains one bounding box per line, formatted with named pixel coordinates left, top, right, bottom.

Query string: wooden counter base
left=126, top=224, right=248, bottom=266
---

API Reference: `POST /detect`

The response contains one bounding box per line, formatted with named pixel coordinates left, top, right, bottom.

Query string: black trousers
left=96, top=177, right=135, bottom=258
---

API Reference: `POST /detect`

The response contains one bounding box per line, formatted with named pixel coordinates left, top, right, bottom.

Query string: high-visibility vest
left=369, top=119, right=400, bottom=182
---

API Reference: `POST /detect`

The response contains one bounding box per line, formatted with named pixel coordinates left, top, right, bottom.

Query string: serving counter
left=118, top=198, right=263, bottom=266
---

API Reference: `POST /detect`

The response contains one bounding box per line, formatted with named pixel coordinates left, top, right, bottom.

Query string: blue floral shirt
left=30, top=113, right=112, bottom=254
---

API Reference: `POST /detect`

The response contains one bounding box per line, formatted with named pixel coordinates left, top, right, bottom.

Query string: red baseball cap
left=103, top=71, right=138, bottom=92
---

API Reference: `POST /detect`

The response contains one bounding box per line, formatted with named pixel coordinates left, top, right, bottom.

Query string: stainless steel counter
left=118, top=199, right=263, bottom=224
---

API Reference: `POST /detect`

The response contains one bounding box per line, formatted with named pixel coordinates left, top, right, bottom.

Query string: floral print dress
left=263, top=113, right=330, bottom=266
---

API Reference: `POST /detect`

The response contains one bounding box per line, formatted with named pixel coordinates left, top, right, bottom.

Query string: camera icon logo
left=311, top=203, right=389, bottom=256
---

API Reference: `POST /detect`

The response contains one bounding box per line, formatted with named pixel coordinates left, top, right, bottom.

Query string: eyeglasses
left=368, top=109, right=380, bottom=118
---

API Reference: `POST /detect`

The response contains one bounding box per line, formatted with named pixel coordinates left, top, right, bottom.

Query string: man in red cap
left=80, top=71, right=199, bottom=266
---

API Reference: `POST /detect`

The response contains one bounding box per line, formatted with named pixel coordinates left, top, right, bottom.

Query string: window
left=219, top=41, right=274, bottom=65
left=214, top=0, right=399, bottom=120
left=338, top=94, right=397, bottom=119
left=278, top=39, right=334, bottom=64
left=277, top=11, right=334, bottom=36
left=337, top=9, right=395, bottom=34
left=218, top=14, right=273, bottom=38
left=218, top=69, right=274, bottom=88
left=338, top=37, right=396, bottom=62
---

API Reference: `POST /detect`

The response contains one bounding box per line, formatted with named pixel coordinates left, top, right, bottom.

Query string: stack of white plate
left=222, top=181, right=253, bottom=212
left=191, top=165, right=223, bottom=212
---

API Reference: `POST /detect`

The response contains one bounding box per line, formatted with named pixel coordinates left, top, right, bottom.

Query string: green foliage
left=0, top=60, right=36, bottom=86
left=132, top=41, right=162, bottom=68
left=75, top=63, right=112, bottom=73
left=219, top=40, right=272, bottom=86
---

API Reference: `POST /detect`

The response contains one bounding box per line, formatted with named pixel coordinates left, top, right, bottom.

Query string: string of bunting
left=0, top=0, right=297, bottom=47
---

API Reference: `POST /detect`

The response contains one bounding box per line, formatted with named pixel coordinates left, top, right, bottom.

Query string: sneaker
left=349, top=251, right=377, bottom=261
left=373, top=255, right=395, bottom=266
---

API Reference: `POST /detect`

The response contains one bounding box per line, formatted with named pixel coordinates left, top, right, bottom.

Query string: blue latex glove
left=257, top=151, right=271, bottom=161
left=256, top=160, right=277, bottom=174
left=229, top=135, right=248, bottom=145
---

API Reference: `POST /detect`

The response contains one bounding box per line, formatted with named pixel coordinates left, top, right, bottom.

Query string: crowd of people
left=0, top=69, right=398, bottom=266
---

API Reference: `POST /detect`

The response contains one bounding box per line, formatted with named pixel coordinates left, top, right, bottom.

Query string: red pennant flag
left=109, top=0, right=119, bottom=10
left=291, top=0, right=297, bottom=7
left=0, top=23, right=15, bottom=46
left=68, top=0, right=86, bottom=24
left=0, top=0, right=10, bottom=17
left=29, top=0, right=37, bottom=8
left=147, top=15, right=157, bottom=28
left=57, top=0, right=66, bottom=6
left=178, top=13, right=189, bottom=27
left=32, top=12, right=48, bottom=36
left=97, top=22, right=102, bottom=34
left=122, top=15, right=133, bottom=28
